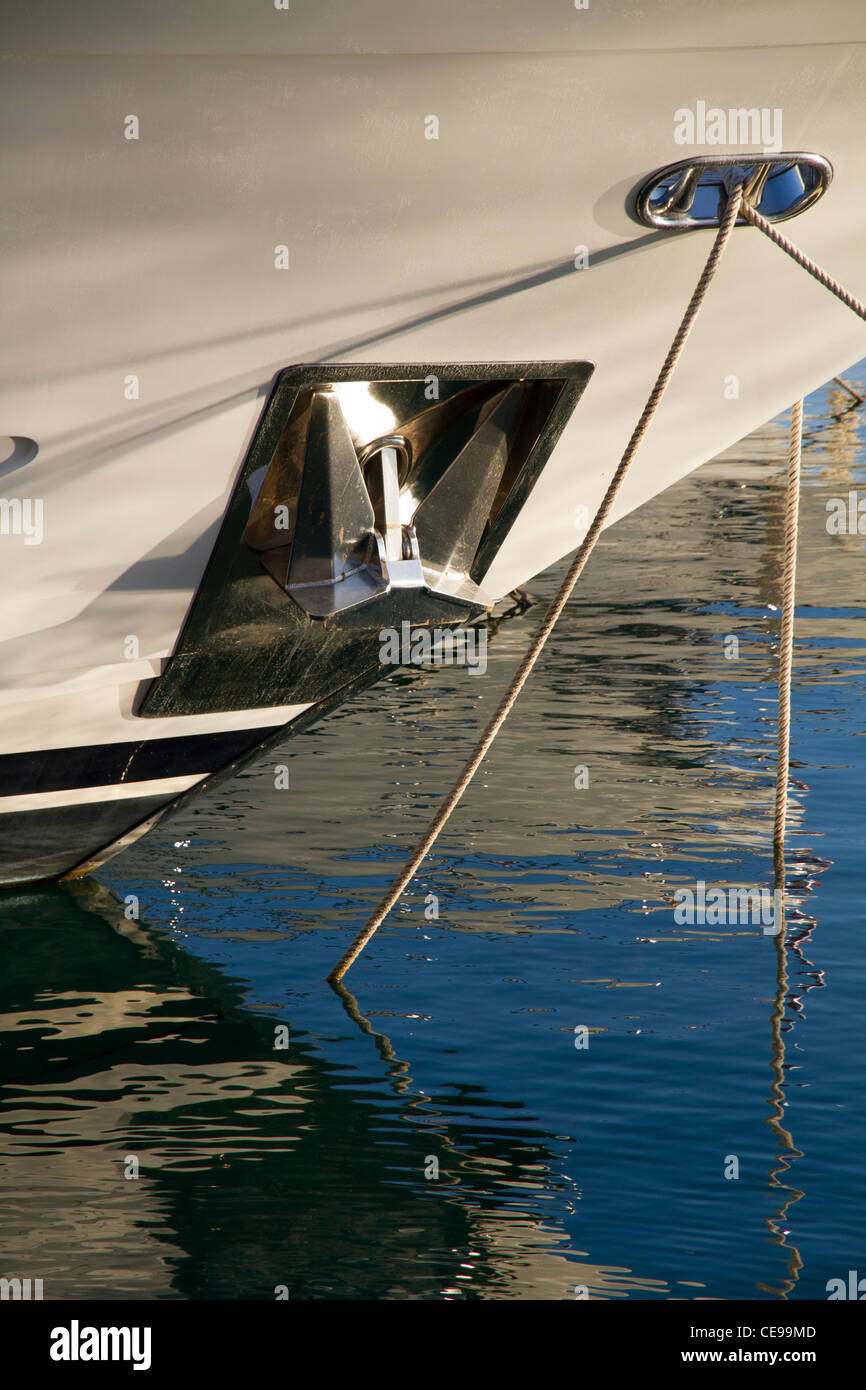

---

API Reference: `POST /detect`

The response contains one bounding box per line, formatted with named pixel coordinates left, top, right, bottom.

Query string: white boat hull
left=2, top=2, right=866, bottom=881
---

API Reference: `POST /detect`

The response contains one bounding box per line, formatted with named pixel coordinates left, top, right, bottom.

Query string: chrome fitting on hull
left=632, top=153, right=832, bottom=229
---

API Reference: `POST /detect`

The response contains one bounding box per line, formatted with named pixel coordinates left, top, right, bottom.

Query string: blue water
left=1, top=371, right=864, bottom=1299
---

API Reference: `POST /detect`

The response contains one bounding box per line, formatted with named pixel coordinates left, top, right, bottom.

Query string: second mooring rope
left=327, top=186, right=866, bottom=983
left=741, top=202, right=866, bottom=324
left=774, top=400, right=803, bottom=885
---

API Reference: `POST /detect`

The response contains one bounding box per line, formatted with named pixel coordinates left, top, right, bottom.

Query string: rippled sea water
left=2, top=371, right=865, bottom=1301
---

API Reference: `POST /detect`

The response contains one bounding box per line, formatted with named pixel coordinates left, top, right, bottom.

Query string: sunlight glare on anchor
left=331, top=382, right=396, bottom=445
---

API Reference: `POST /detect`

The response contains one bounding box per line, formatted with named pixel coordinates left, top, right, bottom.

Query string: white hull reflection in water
left=1, top=377, right=864, bottom=1299
left=0, top=881, right=667, bottom=1301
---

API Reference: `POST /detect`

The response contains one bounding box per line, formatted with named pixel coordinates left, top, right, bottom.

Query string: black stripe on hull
left=0, top=726, right=282, bottom=797
left=0, top=661, right=390, bottom=885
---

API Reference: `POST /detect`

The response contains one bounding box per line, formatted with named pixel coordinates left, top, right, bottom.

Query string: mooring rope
left=774, top=401, right=803, bottom=886
left=326, top=186, right=866, bottom=983
left=326, top=183, right=744, bottom=984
